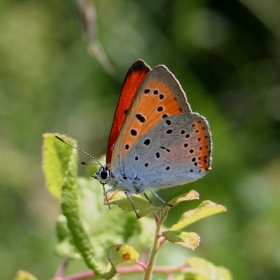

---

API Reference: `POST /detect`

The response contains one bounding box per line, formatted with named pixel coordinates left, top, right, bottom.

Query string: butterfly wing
left=106, top=60, right=150, bottom=168
left=111, top=64, right=192, bottom=172
left=124, top=113, right=212, bottom=188
left=110, top=63, right=212, bottom=188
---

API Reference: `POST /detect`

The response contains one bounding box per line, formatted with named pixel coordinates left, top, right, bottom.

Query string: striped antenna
left=55, top=135, right=103, bottom=167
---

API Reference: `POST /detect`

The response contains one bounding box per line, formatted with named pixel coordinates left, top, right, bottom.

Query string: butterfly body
left=57, top=59, right=212, bottom=217
left=95, top=60, right=212, bottom=209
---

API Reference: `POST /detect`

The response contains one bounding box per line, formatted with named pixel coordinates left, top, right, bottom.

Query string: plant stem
left=54, top=259, right=69, bottom=279
left=143, top=210, right=166, bottom=280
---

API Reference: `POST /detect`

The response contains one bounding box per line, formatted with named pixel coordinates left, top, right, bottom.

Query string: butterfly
left=56, top=59, right=212, bottom=218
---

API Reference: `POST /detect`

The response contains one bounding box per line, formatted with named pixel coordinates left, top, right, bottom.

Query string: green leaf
left=56, top=214, right=71, bottom=242
left=162, top=230, right=200, bottom=250
left=107, top=190, right=150, bottom=209
left=55, top=214, right=82, bottom=259
left=60, top=145, right=104, bottom=276
left=168, top=190, right=199, bottom=206
left=15, top=271, right=38, bottom=280
left=184, top=257, right=232, bottom=280
left=137, top=205, right=160, bottom=218
left=42, top=133, right=76, bottom=198
left=108, top=243, right=139, bottom=264
left=107, top=190, right=159, bottom=217
left=103, top=244, right=139, bottom=279
left=170, top=200, right=226, bottom=231
left=55, top=237, right=82, bottom=260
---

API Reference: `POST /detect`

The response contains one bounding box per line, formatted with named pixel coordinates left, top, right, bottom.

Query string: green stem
left=143, top=209, right=167, bottom=280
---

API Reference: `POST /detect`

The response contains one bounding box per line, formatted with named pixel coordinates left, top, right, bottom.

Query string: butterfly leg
left=143, top=192, right=153, bottom=204
left=92, top=175, right=112, bottom=209
left=104, top=186, right=116, bottom=210
left=146, top=187, right=173, bottom=207
left=124, top=191, right=140, bottom=219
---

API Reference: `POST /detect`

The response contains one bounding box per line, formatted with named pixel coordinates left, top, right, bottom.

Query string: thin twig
left=54, top=259, right=69, bottom=280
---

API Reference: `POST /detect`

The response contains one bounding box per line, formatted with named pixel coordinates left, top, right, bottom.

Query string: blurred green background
left=1, top=0, right=280, bottom=279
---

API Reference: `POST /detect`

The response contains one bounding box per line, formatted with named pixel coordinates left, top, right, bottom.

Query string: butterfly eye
left=96, top=166, right=110, bottom=183
left=100, top=169, right=110, bottom=180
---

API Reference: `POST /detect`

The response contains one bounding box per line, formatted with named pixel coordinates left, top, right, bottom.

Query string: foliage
left=30, top=134, right=229, bottom=279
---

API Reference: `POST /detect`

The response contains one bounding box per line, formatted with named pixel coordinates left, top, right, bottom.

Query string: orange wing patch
left=106, top=60, right=150, bottom=166
left=188, top=119, right=212, bottom=171
left=111, top=65, right=192, bottom=167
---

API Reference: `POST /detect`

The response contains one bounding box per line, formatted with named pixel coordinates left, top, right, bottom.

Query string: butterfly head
left=95, top=165, right=110, bottom=184
left=54, top=135, right=111, bottom=185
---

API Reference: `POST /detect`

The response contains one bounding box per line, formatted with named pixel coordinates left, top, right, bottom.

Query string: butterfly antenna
left=81, top=161, right=96, bottom=166
left=55, top=135, right=103, bottom=167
